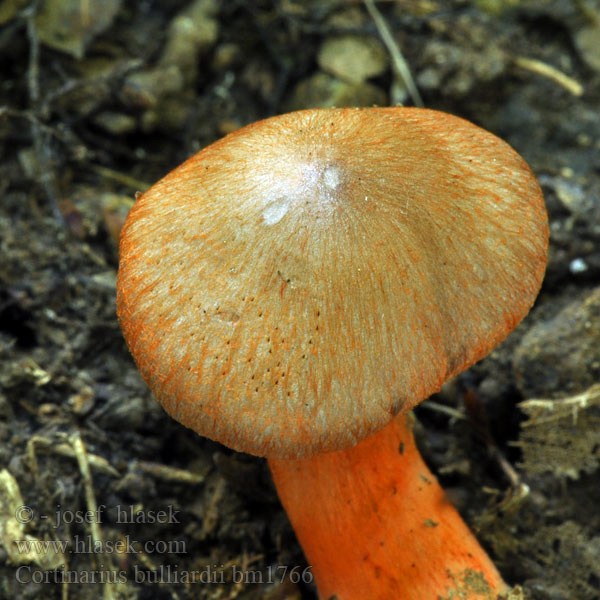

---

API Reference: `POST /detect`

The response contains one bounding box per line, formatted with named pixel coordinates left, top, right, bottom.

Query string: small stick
left=514, top=56, right=584, bottom=97
left=27, top=435, right=120, bottom=478
left=24, top=3, right=64, bottom=223
left=69, top=432, right=116, bottom=600
left=363, top=0, right=424, bottom=107
left=89, top=164, right=151, bottom=192
left=134, top=460, right=206, bottom=485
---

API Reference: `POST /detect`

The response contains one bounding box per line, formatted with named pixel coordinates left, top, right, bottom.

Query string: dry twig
left=363, top=0, right=424, bottom=107
left=514, top=56, right=584, bottom=96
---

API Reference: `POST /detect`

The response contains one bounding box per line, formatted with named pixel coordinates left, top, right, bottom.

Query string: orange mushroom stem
left=270, top=413, right=507, bottom=599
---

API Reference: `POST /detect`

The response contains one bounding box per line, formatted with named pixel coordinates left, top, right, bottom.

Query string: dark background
left=0, top=1, right=599, bottom=599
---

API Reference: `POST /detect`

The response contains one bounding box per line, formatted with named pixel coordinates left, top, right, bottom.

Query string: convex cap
left=117, top=107, right=548, bottom=458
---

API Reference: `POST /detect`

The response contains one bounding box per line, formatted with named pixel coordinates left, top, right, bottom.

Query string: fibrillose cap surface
left=117, top=107, right=548, bottom=459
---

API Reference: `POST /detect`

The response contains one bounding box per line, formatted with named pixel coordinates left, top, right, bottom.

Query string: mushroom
left=117, top=107, right=548, bottom=599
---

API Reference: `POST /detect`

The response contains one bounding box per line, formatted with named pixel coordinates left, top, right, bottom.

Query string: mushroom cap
left=117, top=107, right=548, bottom=459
